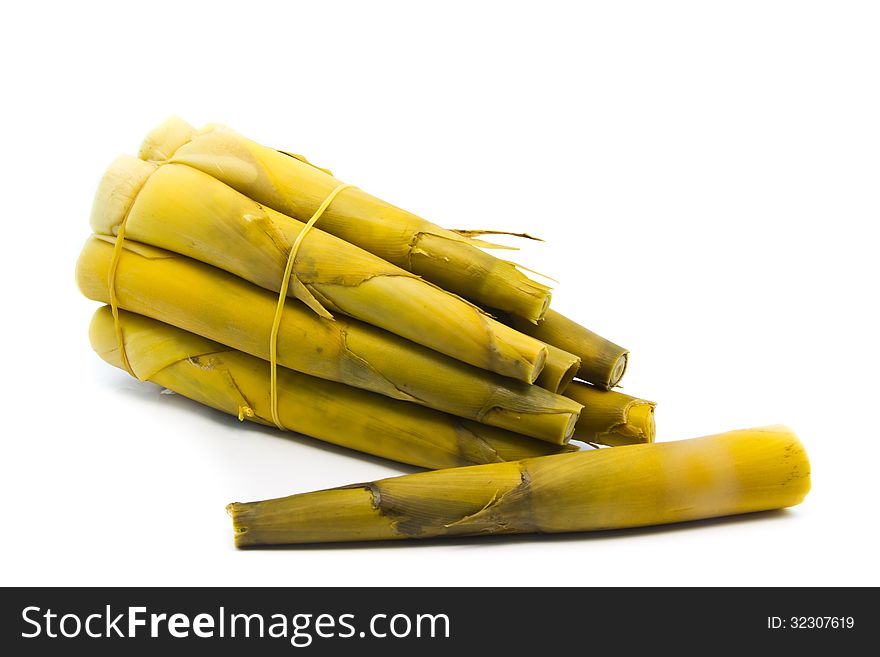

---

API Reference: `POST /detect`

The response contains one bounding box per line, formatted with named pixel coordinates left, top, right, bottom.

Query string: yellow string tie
left=108, top=217, right=138, bottom=379
left=268, top=183, right=354, bottom=430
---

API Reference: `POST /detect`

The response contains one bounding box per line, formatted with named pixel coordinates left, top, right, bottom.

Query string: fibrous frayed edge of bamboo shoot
left=564, top=381, right=656, bottom=446
left=76, top=235, right=582, bottom=444
left=228, top=426, right=810, bottom=546
left=138, top=116, right=553, bottom=322
left=90, top=155, right=549, bottom=384
left=90, top=306, right=572, bottom=469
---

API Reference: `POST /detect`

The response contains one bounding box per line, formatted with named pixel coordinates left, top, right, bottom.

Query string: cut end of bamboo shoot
left=608, top=352, right=628, bottom=388
left=508, top=310, right=629, bottom=390
left=593, top=400, right=656, bottom=447
left=139, top=116, right=197, bottom=162
left=529, top=345, right=548, bottom=385
left=556, top=358, right=581, bottom=395
left=558, top=358, right=580, bottom=394
left=627, top=401, right=655, bottom=441
left=89, top=155, right=157, bottom=236
left=535, top=344, right=581, bottom=394
left=565, top=382, right=656, bottom=447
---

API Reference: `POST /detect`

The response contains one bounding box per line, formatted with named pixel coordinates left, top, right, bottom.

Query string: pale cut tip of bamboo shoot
left=89, top=155, right=157, bottom=237
left=609, top=352, right=628, bottom=388
left=530, top=347, right=548, bottom=385
left=139, top=116, right=197, bottom=162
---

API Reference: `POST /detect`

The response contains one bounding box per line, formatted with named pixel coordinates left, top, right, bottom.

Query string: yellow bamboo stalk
left=76, top=236, right=582, bottom=444
left=508, top=309, right=629, bottom=389
left=91, top=156, right=551, bottom=384
left=565, top=382, right=656, bottom=446
left=228, top=426, right=810, bottom=545
left=139, top=117, right=552, bottom=322
left=91, top=307, right=570, bottom=468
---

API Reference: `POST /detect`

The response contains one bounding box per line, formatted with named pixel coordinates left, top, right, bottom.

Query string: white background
left=1, top=1, right=878, bottom=586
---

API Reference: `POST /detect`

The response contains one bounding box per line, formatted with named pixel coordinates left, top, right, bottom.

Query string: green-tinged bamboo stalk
left=228, top=426, right=810, bottom=546
left=139, top=117, right=552, bottom=322
left=91, top=307, right=570, bottom=468
left=91, top=156, right=550, bottom=384
left=534, top=344, right=580, bottom=394
left=508, top=309, right=629, bottom=390
left=565, top=382, right=656, bottom=446
left=76, top=236, right=582, bottom=444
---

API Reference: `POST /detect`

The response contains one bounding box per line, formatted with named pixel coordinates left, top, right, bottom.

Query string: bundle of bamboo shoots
left=77, top=118, right=810, bottom=547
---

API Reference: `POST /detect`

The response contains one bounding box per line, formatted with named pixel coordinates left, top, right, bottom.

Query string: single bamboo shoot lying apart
left=76, top=236, right=582, bottom=444
left=228, top=426, right=810, bottom=546
left=140, top=117, right=552, bottom=322
left=90, top=307, right=570, bottom=469
left=91, top=156, right=551, bottom=384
